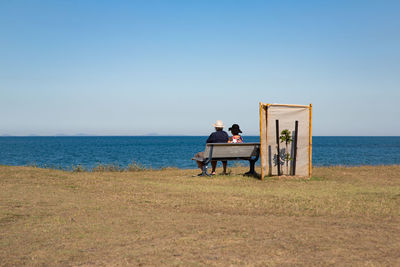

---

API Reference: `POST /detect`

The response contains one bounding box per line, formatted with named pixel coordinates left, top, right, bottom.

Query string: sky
left=1, top=0, right=399, bottom=136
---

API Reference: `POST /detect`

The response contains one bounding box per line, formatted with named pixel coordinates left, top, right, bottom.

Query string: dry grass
left=1, top=165, right=399, bottom=266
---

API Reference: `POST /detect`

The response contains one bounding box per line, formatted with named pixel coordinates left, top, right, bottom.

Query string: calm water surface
left=0, top=136, right=399, bottom=169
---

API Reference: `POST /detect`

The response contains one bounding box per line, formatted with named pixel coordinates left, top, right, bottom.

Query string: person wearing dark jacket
left=193, top=120, right=229, bottom=175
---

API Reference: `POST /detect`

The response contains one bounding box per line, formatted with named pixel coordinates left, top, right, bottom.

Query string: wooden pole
left=292, top=120, right=298, bottom=175
left=259, top=103, right=264, bottom=180
left=275, top=119, right=281, bottom=176
left=309, top=104, right=313, bottom=178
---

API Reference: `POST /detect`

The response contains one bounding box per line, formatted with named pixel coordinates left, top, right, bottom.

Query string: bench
left=192, top=143, right=260, bottom=176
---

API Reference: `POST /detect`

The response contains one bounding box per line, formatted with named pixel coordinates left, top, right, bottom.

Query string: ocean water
left=0, top=136, right=399, bottom=170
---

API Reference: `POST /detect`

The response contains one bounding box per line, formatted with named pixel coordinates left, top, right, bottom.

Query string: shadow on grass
left=243, top=172, right=261, bottom=180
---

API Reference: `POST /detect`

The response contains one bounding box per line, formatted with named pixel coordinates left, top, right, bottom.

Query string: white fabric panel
left=260, top=104, right=311, bottom=177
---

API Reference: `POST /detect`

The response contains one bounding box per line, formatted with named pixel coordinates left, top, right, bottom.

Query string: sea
left=0, top=136, right=399, bottom=170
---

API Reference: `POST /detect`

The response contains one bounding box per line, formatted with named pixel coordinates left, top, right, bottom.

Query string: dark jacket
left=206, top=131, right=229, bottom=143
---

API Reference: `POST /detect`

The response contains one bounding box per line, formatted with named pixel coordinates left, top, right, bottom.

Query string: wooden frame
left=259, top=103, right=312, bottom=179
left=309, top=104, right=312, bottom=177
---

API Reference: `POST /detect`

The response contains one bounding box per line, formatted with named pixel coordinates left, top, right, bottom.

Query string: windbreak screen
left=260, top=104, right=311, bottom=178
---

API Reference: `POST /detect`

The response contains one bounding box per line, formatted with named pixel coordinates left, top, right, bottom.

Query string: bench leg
left=201, top=163, right=210, bottom=176
left=245, top=160, right=256, bottom=175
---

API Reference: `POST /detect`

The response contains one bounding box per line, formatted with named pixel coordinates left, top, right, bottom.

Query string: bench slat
left=203, top=143, right=260, bottom=159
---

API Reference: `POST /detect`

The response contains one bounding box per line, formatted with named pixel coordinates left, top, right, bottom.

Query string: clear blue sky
left=1, top=0, right=399, bottom=136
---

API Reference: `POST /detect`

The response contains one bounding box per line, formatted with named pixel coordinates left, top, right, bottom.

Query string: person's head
left=213, top=120, right=224, bottom=131
left=229, top=124, right=242, bottom=135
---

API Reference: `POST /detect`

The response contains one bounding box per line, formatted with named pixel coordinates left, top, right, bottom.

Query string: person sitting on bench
left=228, top=124, right=243, bottom=144
left=194, top=120, right=228, bottom=175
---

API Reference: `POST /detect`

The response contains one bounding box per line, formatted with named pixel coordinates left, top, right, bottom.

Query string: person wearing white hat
left=207, top=120, right=227, bottom=140
left=193, top=120, right=229, bottom=175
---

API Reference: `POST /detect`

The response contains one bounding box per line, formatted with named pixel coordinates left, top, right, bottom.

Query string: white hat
left=213, top=120, right=224, bottom=128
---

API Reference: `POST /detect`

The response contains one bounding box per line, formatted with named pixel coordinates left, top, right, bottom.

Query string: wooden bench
left=193, top=143, right=260, bottom=176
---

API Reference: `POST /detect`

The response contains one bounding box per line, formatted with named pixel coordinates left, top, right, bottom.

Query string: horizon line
left=1, top=135, right=400, bottom=137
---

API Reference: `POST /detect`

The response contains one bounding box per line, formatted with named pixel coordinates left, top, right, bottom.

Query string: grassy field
left=1, top=165, right=399, bottom=266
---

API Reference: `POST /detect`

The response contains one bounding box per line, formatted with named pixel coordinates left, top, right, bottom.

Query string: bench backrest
left=203, top=143, right=260, bottom=159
